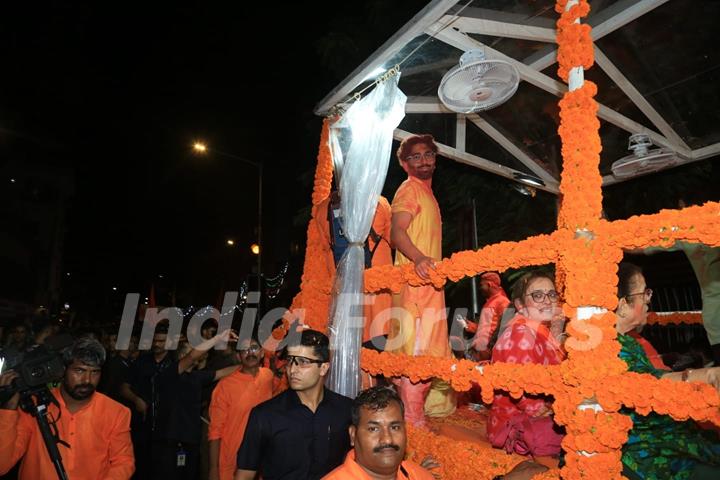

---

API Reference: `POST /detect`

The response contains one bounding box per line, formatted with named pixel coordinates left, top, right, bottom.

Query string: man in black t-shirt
left=154, top=340, right=238, bottom=480
left=121, top=326, right=175, bottom=479
left=235, top=330, right=353, bottom=480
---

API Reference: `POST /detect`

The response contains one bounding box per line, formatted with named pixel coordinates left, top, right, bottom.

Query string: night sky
left=1, top=1, right=429, bottom=317
left=6, top=2, right=712, bottom=320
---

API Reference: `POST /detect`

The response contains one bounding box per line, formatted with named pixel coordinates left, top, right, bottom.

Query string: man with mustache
left=0, top=337, right=135, bottom=479
left=234, top=329, right=352, bottom=480
left=390, top=134, right=454, bottom=426
left=209, top=336, right=276, bottom=480
left=323, top=386, right=548, bottom=480
left=322, top=386, right=433, bottom=480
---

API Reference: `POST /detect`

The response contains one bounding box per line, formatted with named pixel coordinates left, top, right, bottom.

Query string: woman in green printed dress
left=615, top=262, right=720, bottom=479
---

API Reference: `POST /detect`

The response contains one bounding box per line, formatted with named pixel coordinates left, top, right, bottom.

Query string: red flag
left=146, top=283, right=157, bottom=325
left=215, top=287, right=223, bottom=311
left=149, top=284, right=156, bottom=308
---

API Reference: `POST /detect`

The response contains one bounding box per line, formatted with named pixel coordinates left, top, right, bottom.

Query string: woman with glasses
left=615, top=262, right=720, bottom=480
left=487, top=271, right=566, bottom=457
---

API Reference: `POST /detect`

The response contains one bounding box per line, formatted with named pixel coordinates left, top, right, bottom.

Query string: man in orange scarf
left=389, top=134, right=454, bottom=426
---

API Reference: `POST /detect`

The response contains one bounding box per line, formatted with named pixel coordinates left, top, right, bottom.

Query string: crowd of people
left=1, top=133, right=719, bottom=479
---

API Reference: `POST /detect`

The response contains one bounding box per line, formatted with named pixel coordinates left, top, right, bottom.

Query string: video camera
left=0, top=333, right=76, bottom=480
left=0, top=334, right=74, bottom=398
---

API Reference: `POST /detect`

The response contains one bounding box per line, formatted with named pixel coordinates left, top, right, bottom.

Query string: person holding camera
left=0, top=337, right=135, bottom=479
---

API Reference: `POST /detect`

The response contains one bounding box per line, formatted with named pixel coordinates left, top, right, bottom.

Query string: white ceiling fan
left=438, top=49, right=519, bottom=114
left=611, top=133, right=678, bottom=178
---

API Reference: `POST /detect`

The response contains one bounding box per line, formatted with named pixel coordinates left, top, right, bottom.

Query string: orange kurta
left=208, top=368, right=275, bottom=480
left=311, top=194, right=393, bottom=341
left=0, top=389, right=134, bottom=480
left=390, top=176, right=449, bottom=358
left=322, top=450, right=434, bottom=480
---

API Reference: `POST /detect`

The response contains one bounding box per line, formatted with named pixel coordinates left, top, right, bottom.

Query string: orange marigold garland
left=555, top=0, right=593, bottom=82
left=646, top=311, right=703, bottom=326
left=311, top=119, right=334, bottom=206
left=362, top=202, right=720, bottom=300
left=561, top=313, right=626, bottom=393
left=364, top=233, right=560, bottom=295
left=284, top=119, right=334, bottom=333
left=556, top=81, right=602, bottom=230
left=606, top=203, right=720, bottom=249
left=405, top=424, right=528, bottom=480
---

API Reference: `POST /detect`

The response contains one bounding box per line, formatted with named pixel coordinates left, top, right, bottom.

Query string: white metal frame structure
left=315, top=0, right=719, bottom=194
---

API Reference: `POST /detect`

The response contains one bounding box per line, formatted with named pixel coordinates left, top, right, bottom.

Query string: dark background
left=1, top=1, right=717, bottom=324
left=0, top=1, right=433, bottom=322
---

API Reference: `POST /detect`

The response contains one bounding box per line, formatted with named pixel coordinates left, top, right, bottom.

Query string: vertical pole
left=470, top=199, right=480, bottom=317
left=257, top=162, right=263, bottom=320
left=566, top=0, right=585, bottom=92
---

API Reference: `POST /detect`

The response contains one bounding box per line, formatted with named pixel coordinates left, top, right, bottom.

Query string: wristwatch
left=681, top=369, right=693, bottom=382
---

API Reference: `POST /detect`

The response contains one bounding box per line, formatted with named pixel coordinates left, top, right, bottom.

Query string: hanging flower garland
left=283, top=119, right=335, bottom=333
left=311, top=118, right=334, bottom=206
left=555, top=81, right=603, bottom=230
left=555, top=0, right=594, bottom=83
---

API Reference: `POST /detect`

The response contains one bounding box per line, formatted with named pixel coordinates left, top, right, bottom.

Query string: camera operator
left=0, top=337, right=135, bottom=479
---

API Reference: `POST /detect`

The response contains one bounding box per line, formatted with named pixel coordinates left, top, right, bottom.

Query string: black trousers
left=152, top=439, right=201, bottom=480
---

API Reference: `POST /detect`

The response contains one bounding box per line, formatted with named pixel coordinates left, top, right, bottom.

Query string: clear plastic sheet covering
left=326, top=75, right=406, bottom=398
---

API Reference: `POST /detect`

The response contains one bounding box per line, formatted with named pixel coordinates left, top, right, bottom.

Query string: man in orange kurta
left=0, top=338, right=134, bottom=480
left=311, top=191, right=393, bottom=342
left=322, top=386, right=434, bottom=480
left=208, top=338, right=276, bottom=480
left=471, top=272, right=511, bottom=357
left=389, top=134, right=454, bottom=426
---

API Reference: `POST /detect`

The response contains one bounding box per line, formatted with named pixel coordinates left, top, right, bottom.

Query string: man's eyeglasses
left=526, top=290, right=559, bottom=303
left=286, top=355, right=325, bottom=368
left=404, top=151, right=436, bottom=162
left=625, top=288, right=653, bottom=303
left=239, top=345, right=262, bottom=354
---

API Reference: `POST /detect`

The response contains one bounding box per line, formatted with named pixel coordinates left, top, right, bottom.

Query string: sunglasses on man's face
left=285, top=355, right=325, bottom=368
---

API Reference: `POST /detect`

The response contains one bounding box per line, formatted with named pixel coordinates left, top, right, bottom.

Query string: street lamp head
left=227, top=239, right=235, bottom=246
left=250, top=243, right=260, bottom=255
left=193, top=141, right=208, bottom=153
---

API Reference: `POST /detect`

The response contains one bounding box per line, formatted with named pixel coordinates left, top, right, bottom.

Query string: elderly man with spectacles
left=209, top=337, right=277, bottom=480
left=234, top=329, right=353, bottom=480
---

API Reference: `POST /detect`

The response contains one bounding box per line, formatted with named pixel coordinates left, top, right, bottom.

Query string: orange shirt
left=208, top=367, right=275, bottom=480
left=0, top=389, right=134, bottom=480
left=472, top=290, right=511, bottom=351
left=311, top=195, right=393, bottom=341
left=323, top=450, right=434, bottom=480
left=390, top=177, right=449, bottom=358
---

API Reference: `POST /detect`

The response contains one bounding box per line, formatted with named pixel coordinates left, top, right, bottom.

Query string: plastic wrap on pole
left=327, top=75, right=406, bottom=398
left=326, top=246, right=365, bottom=397
left=329, top=126, right=347, bottom=183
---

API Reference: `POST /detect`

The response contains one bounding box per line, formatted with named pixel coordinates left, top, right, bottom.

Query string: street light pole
left=193, top=142, right=263, bottom=313
left=256, top=161, right=263, bottom=316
